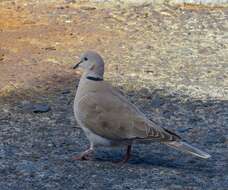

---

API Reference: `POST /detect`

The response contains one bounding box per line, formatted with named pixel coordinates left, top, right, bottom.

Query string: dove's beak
left=73, top=60, right=83, bottom=69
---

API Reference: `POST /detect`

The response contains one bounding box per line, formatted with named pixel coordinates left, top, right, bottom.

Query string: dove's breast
left=74, top=83, right=115, bottom=147
left=74, top=79, right=134, bottom=147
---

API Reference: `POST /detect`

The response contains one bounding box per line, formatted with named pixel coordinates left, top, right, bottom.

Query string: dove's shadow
left=129, top=154, right=213, bottom=172
left=96, top=155, right=184, bottom=169
left=94, top=147, right=213, bottom=173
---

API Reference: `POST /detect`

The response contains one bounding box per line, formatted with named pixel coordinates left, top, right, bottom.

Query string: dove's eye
left=84, top=57, right=88, bottom=61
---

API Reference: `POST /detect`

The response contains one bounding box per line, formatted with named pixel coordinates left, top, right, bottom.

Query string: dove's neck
left=83, top=70, right=104, bottom=80
left=76, top=71, right=104, bottom=99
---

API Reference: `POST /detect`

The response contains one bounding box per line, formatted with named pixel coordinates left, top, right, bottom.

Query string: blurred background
left=0, top=0, right=227, bottom=189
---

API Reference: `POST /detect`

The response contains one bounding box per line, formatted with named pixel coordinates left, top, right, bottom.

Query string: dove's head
left=73, top=51, right=104, bottom=78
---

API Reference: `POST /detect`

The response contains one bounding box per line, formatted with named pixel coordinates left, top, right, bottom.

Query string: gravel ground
left=0, top=0, right=228, bottom=189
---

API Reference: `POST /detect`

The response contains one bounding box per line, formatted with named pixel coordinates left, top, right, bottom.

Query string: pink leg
left=73, top=144, right=94, bottom=161
left=114, top=145, right=132, bottom=164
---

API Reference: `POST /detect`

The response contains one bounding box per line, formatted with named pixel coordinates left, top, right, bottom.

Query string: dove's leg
left=73, top=144, right=94, bottom=161
left=114, top=145, right=132, bottom=164
left=122, top=145, right=132, bottom=163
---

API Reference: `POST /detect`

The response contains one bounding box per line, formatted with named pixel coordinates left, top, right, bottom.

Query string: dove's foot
left=73, top=146, right=94, bottom=161
left=114, top=145, right=132, bottom=164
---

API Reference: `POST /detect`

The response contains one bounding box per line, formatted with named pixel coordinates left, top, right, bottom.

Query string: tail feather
left=165, top=141, right=211, bottom=159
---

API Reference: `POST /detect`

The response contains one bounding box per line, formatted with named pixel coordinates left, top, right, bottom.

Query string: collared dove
left=72, top=51, right=211, bottom=163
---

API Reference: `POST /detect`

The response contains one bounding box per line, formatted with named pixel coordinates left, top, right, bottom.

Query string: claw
left=73, top=145, right=94, bottom=161
left=72, top=154, right=91, bottom=161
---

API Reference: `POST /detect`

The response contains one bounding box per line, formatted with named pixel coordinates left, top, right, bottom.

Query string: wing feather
left=76, top=85, right=180, bottom=142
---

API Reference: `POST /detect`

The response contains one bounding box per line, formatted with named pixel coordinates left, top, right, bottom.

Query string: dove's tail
left=165, top=141, right=211, bottom=159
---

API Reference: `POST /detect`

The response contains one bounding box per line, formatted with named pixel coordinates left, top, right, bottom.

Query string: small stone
left=61, top=90, right=71, bottom=94
left=65, top=20, right=72, bottom=23
left=65, top=0, right=76, bottom=3
left=177, top=128, right=193, bottom=133
left=32, top=104, right=51, bottom=113
left=19, top=102, right=50, bottom=113
left=146, top=45, right=152, bottom=49
left=58, top=6, right=65, bottom=9
left=44, top=47, right=56, bottom=51
left=145, top=70, right=154, bottom=73
left=80, top=6, right=96, bottom=11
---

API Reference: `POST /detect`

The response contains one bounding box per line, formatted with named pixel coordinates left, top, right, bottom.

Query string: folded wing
left=77, top=86, right=180, bottom=142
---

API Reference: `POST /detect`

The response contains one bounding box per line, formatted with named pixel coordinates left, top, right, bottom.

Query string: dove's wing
left=76, top=84, right=180, bottom=142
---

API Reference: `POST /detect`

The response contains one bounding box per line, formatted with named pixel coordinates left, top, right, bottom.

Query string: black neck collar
left=86, top=76, right=103, bottom=81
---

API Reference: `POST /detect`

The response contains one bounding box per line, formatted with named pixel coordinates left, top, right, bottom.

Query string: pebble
left=19, top=101, right=51, bottom=113
left=32, top=104, right=51, bottom=113
left=61, top=90, right=71, bottom=95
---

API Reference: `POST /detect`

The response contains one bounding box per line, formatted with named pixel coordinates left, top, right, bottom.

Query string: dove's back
left=74, top=77, right=179, bottom=146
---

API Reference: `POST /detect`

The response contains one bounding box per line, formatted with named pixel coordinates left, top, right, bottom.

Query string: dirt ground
left=0, top=0, right=228, bottom=189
